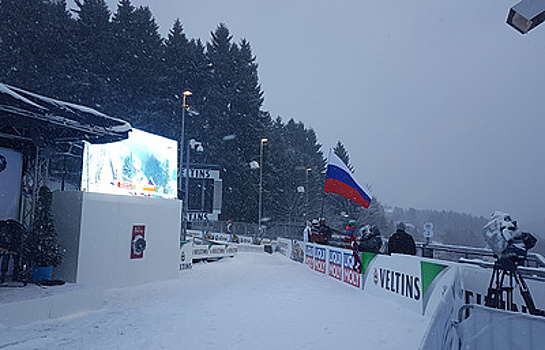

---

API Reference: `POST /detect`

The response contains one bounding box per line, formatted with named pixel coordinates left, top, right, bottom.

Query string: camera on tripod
left=483, top=211, right=537, bottom=271
left=482, top=211, right=544, bottom=316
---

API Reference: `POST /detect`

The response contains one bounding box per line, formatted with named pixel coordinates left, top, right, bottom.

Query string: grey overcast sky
left=76, top=0, right=545, bottom=229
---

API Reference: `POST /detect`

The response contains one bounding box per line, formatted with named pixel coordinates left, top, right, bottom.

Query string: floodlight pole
left=182, top=139, right=191, bottom=242
left=180, top=90, right=192, bottom=242
left=258, top=138, right=267, bottom=236
left=182, top=139, right=203, bottom=242
left=305, top=167, right=312, bottom=219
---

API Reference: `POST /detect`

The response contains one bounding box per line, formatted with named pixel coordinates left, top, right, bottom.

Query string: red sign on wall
left=131, top=224, right=146, bottom=259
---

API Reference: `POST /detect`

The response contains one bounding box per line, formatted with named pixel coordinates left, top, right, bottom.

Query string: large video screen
left=81, top=129, right=178, bottom=199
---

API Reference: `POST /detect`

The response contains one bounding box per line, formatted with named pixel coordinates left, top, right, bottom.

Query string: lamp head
left=507, top=0, right=545, bottom=34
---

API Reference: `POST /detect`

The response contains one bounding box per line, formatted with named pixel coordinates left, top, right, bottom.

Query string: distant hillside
left=386, top=206, right=545, bottom=257
left=386, top=207, right=488, bottom=248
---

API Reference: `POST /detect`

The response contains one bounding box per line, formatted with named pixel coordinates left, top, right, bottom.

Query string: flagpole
left=319, top=191, right=326, bottom=219
left=320, top=148, right=332, bottom=219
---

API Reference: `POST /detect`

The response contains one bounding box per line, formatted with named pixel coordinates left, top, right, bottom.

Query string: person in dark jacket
left=358, top=225, right=383, bottom=253
left=309, top=219, right=320, bottom=243
left=387, top=222, right=416, bottom=255
left=318, top=218, right=332, bottom=245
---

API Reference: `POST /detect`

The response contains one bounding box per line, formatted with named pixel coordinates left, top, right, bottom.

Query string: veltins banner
left=362, top=253, right=448, bottom=315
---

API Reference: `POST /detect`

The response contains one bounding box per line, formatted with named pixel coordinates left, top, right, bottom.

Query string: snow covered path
left=0, top=252, right=429, bottom=349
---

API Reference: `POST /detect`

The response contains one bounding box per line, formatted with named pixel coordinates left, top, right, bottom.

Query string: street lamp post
left=179, top=90, right=192, bottom=242
left=182, top=139, right=203, bottom=241
left=179, top=90, right=192, bottom=193
left=305, top=167, right=312, bottom=219
left=258, top=138, right=267, bottom=236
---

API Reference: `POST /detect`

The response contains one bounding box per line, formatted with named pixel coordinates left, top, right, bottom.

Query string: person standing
left=227, top=219, right=238, bottom=243
left=359, top=225, right=383, bottom=253
left=303, top=221, right=311, bottom=242
left=226, top=219, right=233, bottom=235
left=310, top=219, right=320, bottom=243
left=387, top=222, right=416, bottom=255
left=343, top=220, right=358, bottom=250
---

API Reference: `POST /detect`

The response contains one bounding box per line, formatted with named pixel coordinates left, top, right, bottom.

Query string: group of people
left=304, top=218, right=332, bottom=245
left=304, top=218, right=416, bottom=256
left=349, top=221, right=416, bottom=255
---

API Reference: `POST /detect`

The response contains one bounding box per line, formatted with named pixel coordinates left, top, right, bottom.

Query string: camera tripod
left=485, top=261, right=545, bottom=317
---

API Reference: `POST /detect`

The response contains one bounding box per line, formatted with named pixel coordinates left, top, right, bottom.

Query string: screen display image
left=82, top=129, right=177, bottom=199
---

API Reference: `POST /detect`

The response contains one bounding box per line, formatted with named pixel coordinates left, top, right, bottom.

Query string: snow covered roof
left=0, top=83, right=131, bottom=147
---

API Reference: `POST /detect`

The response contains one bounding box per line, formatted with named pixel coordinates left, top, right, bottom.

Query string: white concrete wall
left=53, top=191, right=182, bottom=288
left=0, top=285, right=103, bottom=327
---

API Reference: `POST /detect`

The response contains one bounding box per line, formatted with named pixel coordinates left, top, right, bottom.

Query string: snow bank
left=0, top=252, right=428, bottom=349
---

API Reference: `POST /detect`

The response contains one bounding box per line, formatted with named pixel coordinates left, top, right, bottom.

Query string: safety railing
left=416, top=242, right=545, bottom=269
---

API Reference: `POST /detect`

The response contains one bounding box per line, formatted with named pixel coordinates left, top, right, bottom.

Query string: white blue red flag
left=324, top=149, right=372, bottom=208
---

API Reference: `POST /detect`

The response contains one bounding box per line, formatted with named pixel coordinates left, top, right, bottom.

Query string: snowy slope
left=0, top=252, right=429, bottom=349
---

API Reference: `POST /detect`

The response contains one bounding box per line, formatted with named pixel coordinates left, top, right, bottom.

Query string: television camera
left=482, top=211, right=544, bottom=316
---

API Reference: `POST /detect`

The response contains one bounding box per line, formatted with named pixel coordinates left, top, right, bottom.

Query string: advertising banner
left=343, top=251, right=362, bottom=288
left=314, top=246, right=327, bottom=274
left=328, top=248, right=343, bottom=281
left=190, top=243, right=237, bottom=261
left=362, top=253, right=422, bottom=313
left=305, top=243, right=314, bottom=269
left=362, top=253, right=450, bottom=315
left=180, top=241, right=192, bottom=270
left=291, top=240, right=305, bottom=263
left=0, top=148, right=22, bottom=221
left=303, top=243, right=362, bottom=288
left=276, top=238, right=291, bottom=257
left=130, top=224, right=146, bottom=259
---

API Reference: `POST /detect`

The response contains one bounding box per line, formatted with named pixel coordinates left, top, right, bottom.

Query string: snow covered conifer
left=25, top=186, right=63, bottom=267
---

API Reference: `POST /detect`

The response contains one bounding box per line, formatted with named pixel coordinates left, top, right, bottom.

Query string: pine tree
left=264, top=118, right=325, bottom=223
left=333, top=141, right=354, bottom=172
left=110, top=0, right=164, bottom=129
left=71, top=0, right=115, bottom=107
left=204, top=24, right=268, bottom=222
left=162, top=20, right=210, bottom=141
left=25, top=186, right=63, bottom=267
left=0, top=0, right=76, bottom=98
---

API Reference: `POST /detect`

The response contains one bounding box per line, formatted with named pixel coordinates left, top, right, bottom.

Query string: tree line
left=1, top=0, right=495, bottom=247
left=0, top=0, right=338, bottom=224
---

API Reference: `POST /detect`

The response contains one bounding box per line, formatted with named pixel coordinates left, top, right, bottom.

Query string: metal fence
left=190, top=220, right=306, bottom=240
left=190, top=220, right=545, bottom=271
left=416, top=242, right=545, bottom=269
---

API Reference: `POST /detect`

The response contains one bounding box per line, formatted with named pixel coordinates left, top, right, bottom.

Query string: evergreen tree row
left=1, top=0, right=492, bottom=245
left=0, top=0, right=338, bottom=225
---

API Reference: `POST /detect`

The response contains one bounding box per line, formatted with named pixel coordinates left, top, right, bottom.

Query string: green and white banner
left=362, top=253, right=451, bottom=315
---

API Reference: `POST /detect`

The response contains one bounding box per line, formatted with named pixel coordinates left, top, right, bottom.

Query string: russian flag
left=324, top=149, right=372, bottom=208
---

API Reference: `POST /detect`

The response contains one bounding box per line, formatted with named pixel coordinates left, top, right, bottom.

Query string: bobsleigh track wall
left=276, top=238, right=545, bottom=350
left=2, top=219, right=545, bottom=349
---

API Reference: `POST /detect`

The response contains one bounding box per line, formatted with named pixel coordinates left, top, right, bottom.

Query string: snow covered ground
left=0, top=252, right=429, bottom=349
